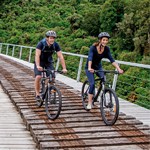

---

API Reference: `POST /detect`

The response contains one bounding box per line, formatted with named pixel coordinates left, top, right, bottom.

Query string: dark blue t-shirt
left=85, top=45, right=115, bottom=69
left=36, top=38, right=61, bottom=63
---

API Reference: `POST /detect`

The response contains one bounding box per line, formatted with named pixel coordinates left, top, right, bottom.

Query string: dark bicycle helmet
left=45, top=30, right=57, bottom=38
left=98, top=32, right=110, bottom=39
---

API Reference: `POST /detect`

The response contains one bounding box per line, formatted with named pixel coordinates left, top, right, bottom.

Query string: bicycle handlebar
left=94, top=70, right=119, bottom=74
left=42, top=69, right=63, bottom=74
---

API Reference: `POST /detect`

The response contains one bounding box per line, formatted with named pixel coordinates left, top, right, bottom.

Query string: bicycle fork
left=98, top=83, right=105, bottom=103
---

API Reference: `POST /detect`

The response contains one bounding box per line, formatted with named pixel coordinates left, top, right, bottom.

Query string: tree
left=99, top=0, right=124, bottom=34
left=67, top=13, right=83, bottom=31
left=81, top=11, right=100, bottom=36
left=116, top=0, right=150, bottom=56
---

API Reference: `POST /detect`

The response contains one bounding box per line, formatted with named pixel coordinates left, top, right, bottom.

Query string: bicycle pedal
left=50, top=90, right=56, bottom=93
left=36, top=99, right=43, bottom=104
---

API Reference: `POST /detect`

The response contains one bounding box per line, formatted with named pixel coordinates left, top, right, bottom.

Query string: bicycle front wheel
left=45, top=85, right=62, bottom=120
left=37, top=79, right=45, bottom=107
left=100, top=88, right=119, bottom=126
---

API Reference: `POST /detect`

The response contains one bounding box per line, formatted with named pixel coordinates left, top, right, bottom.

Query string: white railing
left=0, top=43, right=35, bottom=63
left=0, top=43, right=150, bottom=91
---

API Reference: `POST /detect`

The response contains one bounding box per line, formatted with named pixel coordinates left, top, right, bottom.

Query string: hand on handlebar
left=88, top=68, right=94, bottom=73
left=117, top=68, right=124, bottom=74
left=62, top=69, right=67, bottom=74
left=37, top=66, right=43, bottom=71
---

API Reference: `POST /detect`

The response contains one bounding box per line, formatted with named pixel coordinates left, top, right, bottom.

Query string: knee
left=35, top=75, right=41, bottom=81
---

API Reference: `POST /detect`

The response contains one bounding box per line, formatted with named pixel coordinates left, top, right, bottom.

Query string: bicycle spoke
left=100, top=88, right=119, bottom=125
left=45, top=86, right=62, bottom=120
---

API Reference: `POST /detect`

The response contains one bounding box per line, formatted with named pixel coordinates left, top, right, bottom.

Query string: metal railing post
left=0, top=43, right=2, bottom=53
left=28, top=48, right=32, bottom=62
left=19, top=46, right=22, bottom=59
left=12, top=46, right=15, bottom=57
left=76, top=57, right=83, bottom=82
left=112, top=68, right=119, bottom=91
left=6, top=44, right=9, bottom=55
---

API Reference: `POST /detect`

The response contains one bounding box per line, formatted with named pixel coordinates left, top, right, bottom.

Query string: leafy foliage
left=100, top=0, right=124, bottom=33
left=116, top=0, right=150, bottom=58
left=0, top=0, right=149, bottom=109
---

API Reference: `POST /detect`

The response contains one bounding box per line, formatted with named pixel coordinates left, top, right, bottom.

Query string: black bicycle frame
left=93, top=78, right=103, bottom=102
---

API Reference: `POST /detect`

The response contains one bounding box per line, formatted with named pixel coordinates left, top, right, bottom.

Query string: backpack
left=40, top=38, right=56, bottom=62
left=41, top=38, right=56, bottom=53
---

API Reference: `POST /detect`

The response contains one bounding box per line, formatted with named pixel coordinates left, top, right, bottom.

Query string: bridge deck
left=0, top=54, right=149, bottom=150
left=1, top=53, right=149, bottom=127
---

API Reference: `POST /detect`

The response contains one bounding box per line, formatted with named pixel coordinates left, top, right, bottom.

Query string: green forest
left=0, top=0, right=150, bottom=109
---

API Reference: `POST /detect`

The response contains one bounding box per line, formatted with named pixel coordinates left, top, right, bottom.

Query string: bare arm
left=35, top=49, right=43, bottom=71
left=112, top=62, right=124, bottom=74
left=57, top=51, right=67, bottom=73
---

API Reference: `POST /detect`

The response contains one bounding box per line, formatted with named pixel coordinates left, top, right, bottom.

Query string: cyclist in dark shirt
left=85, top=32, right=123, bottom=109
left=34, top=30, right=67, bottom=101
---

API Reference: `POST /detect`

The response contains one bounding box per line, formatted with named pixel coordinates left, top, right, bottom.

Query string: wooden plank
left=40, top=139, right=149, bottom=149
left=0, top=133, right=33, bottom=138
left=0, top=138, right=36, bottom=145
left=0, top=145, right=38, bottom=150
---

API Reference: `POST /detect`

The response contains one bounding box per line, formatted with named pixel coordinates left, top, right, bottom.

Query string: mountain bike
left=36, top=69, right=62, bottom=120
left=81, top=70, right=120, bottom=125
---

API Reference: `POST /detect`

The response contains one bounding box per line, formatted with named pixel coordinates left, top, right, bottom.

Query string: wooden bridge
left=0, top=54, right=149, bottom=150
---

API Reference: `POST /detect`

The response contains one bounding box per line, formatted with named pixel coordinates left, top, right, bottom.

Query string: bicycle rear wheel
left=45, top=85, right=62, bottom=120
left=81, top=80, right=90, bottom=110
left=100, top=88, right=119, bottom=125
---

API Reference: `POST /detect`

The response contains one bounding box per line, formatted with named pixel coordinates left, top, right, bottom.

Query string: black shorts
left=34, top=62, right=55, bottom=77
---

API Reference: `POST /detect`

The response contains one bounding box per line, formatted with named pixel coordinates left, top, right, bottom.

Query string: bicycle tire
left=100, top=88, right=119, bottom=126
left=81, top=80, right=90, bottom=111
left=36, top=79, right=44, bottom=107
left=45, top=85, right=62, bottom=120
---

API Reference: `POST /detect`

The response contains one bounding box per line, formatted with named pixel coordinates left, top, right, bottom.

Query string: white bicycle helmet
left=98, top=32, right=110, bottom=39
left=45, top=30, right=57, bottom=38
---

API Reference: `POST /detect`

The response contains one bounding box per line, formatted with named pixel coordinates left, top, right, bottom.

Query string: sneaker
left=35, top=95, right=41, bottom=102
left=87, top=104, right=92, bottom=110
